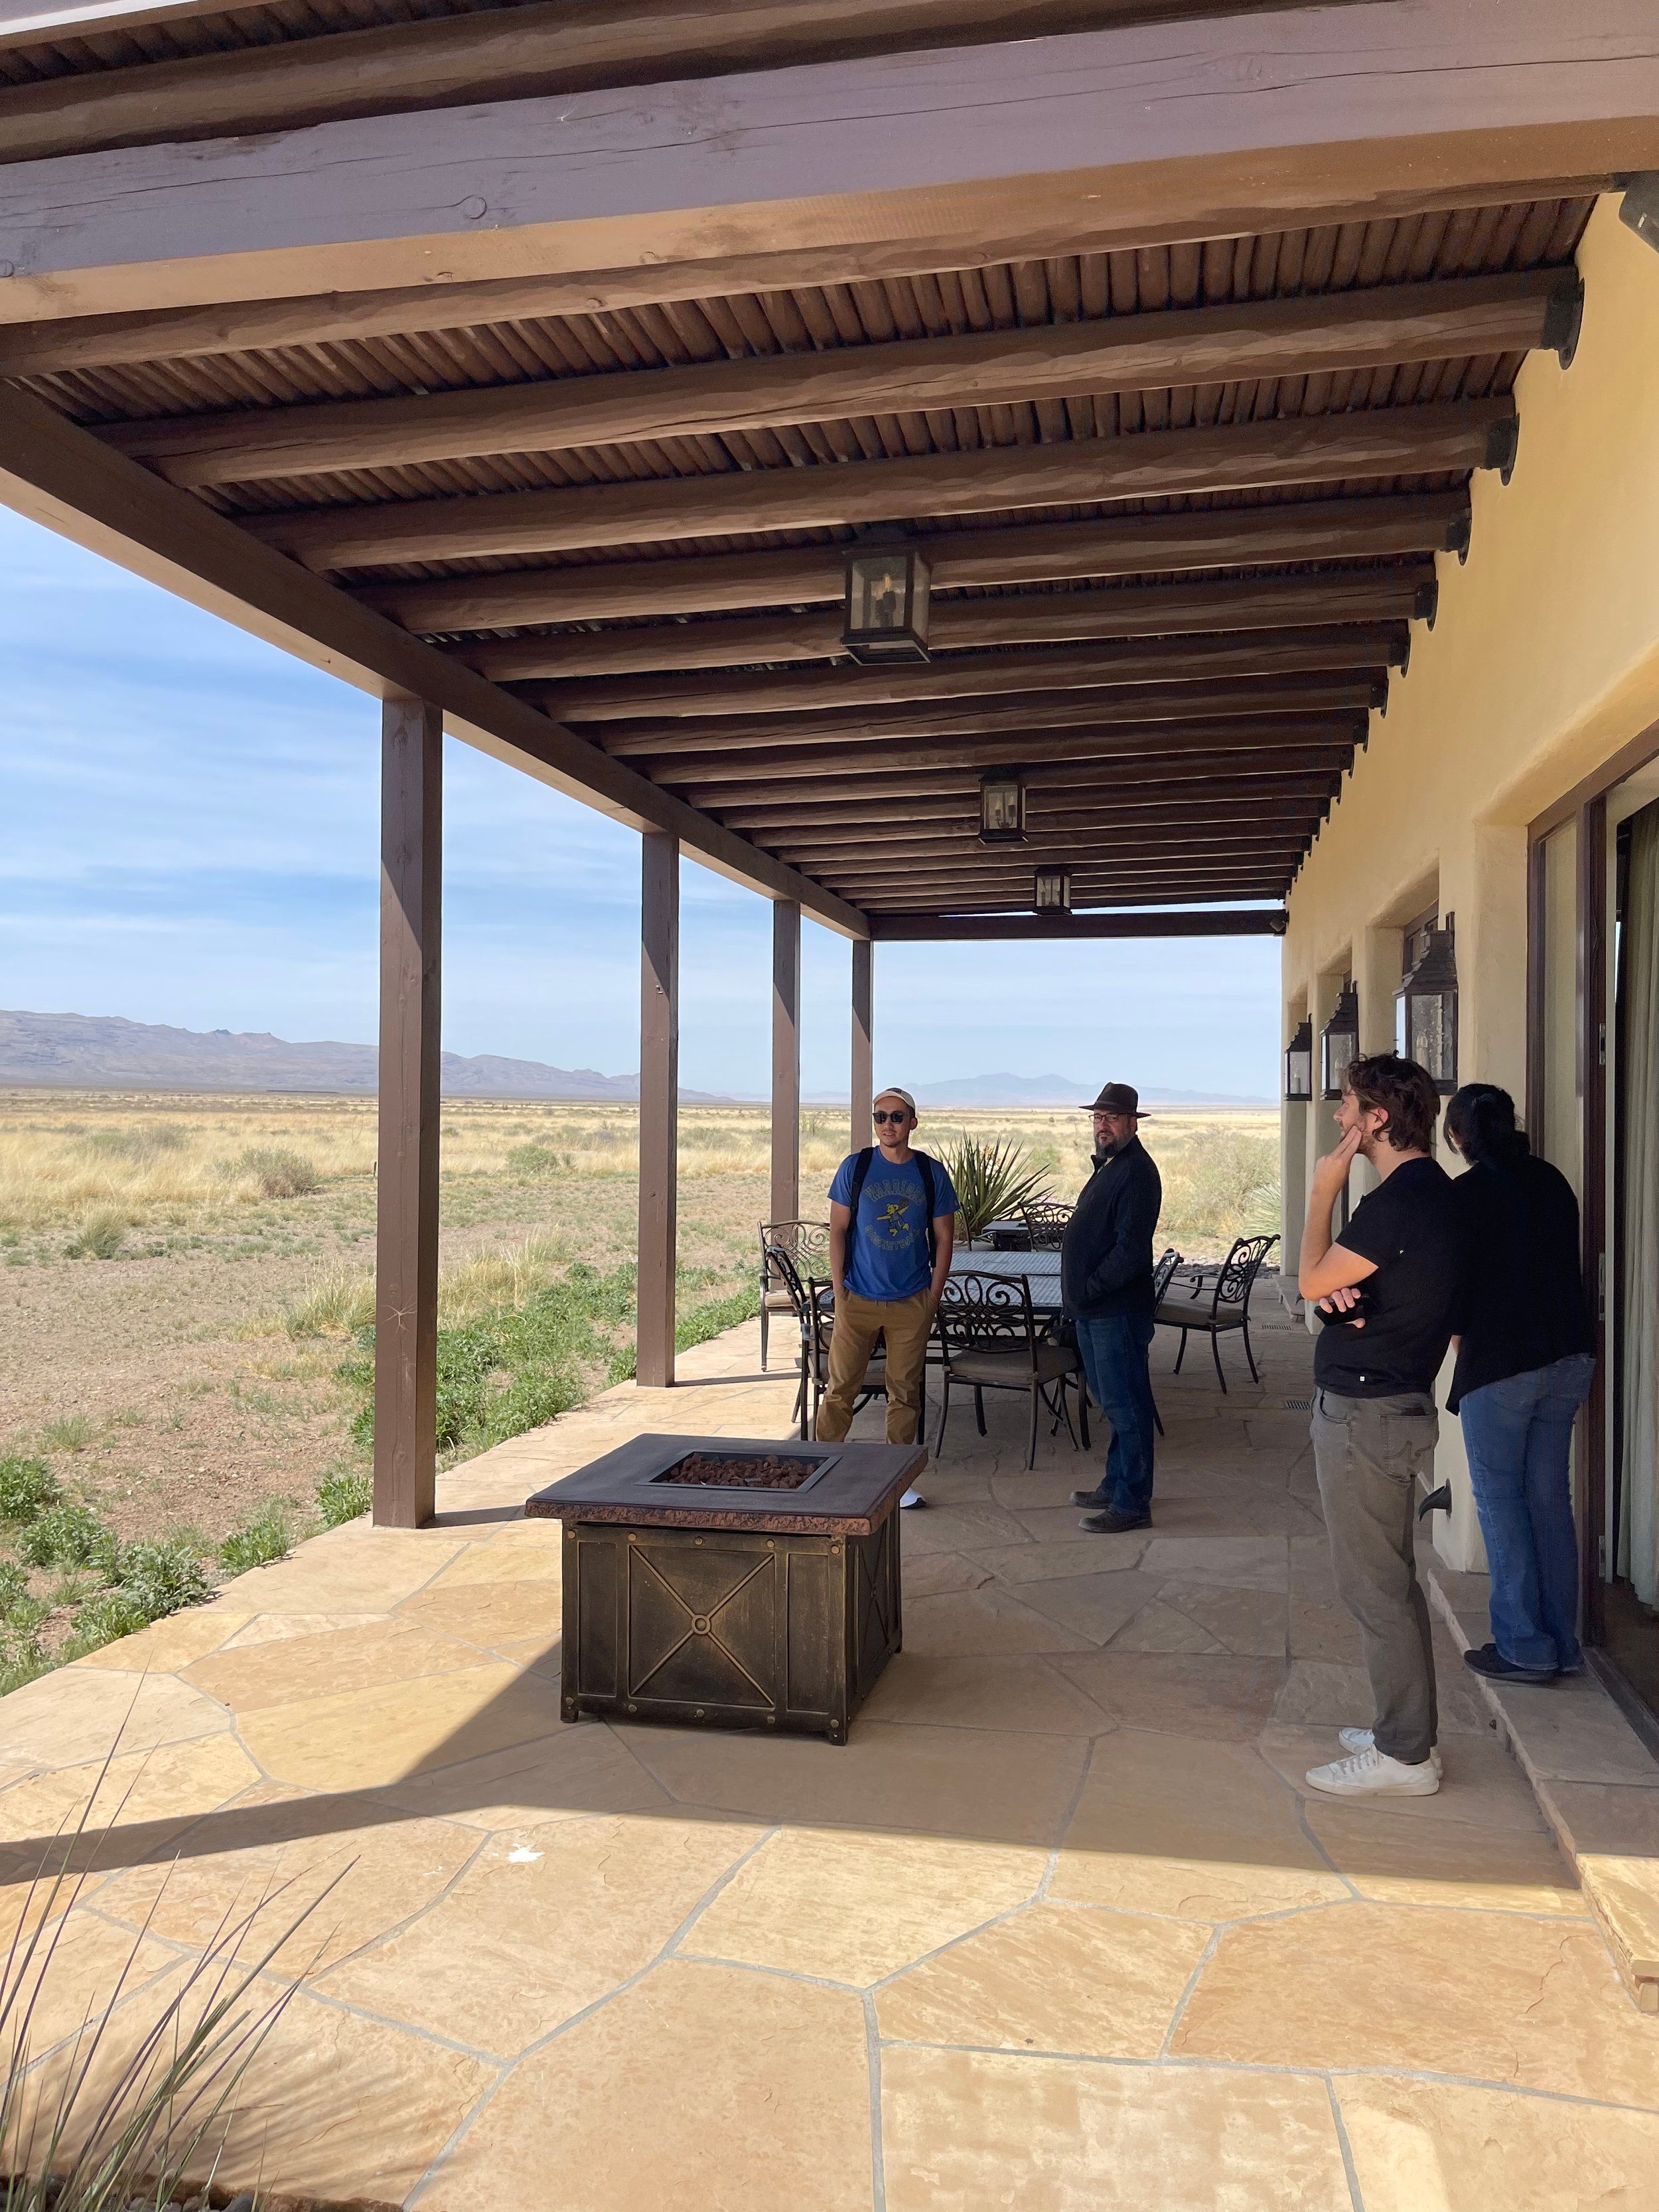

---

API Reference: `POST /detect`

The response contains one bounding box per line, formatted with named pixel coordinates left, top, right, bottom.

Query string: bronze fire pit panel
left=526, top=1434, right=924, bottom=1743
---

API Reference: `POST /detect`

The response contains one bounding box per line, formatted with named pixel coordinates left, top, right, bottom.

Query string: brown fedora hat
left=1081, top=1081, right=1151, bottom=1118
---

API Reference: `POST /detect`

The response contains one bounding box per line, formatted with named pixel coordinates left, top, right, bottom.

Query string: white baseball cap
left=873, top=1086, right=917, bottom=1113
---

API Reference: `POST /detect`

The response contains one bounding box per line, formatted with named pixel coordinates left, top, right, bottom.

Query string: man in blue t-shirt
left=818, top=1087, right=958, bottom=1465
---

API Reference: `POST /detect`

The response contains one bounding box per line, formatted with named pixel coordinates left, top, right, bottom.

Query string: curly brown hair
left=1343, top=1053, right=1441, bottom=1153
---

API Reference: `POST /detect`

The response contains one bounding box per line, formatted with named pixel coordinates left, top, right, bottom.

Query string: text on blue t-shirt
left=828, top=1151, right=960, bottom=1301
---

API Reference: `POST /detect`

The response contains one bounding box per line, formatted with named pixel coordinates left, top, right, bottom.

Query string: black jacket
left=1447, top=1153, right=1594, bottom=1411
left=1061, top=1136, right=1163, bottom=1320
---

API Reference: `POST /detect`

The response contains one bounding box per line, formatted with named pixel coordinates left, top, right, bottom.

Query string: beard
left=1094, top=1132, right=1131, bottom=1163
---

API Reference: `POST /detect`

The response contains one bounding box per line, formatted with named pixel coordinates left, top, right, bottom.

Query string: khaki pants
left=816, top=1288, right=934, bottom=1446
left=1312, top=1386, right=1441, bottom=1766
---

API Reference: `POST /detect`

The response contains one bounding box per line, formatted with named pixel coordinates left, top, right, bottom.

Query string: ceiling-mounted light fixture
left=841, top=532, right=931, bottom=664
left=979, top=773, right=1027, bottom=846
left=1033, top=868, right=1072, bottom=915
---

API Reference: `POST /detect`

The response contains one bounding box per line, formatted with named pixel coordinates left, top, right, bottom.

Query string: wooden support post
left=851, top=938, right=874, bottom=1157
left=374, top=696, right=442, bottom=1528
left=638, top=830, right=680, bottom=1388
left=770, top=899, right=801, bottom=1228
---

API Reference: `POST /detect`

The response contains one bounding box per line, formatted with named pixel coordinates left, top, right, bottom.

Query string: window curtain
left=1619, top=802, right=1659, bottom=1606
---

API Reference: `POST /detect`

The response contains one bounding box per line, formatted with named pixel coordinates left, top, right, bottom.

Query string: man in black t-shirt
left=1297, top=1054, right=1463, bottom=1800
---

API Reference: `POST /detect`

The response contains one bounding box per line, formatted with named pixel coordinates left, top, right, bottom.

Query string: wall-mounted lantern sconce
left=978, top=773, right=1026, bottom=845
left=1399, top=919, right=1459, bottom=1092
left=842, top=535, right=930, bottom=664
left=1284, top=1020, right=1314, bottom=1102
left=1033, top=869, right=1072, bottom=915
left=1321, top=983, right=1360, bottom=1099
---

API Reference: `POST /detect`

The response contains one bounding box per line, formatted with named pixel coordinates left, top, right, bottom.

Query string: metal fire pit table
left=526, top=1434, right=924, bottom=1743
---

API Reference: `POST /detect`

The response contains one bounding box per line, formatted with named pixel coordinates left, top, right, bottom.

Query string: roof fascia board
left=2, top=0, right=1654, bottom=325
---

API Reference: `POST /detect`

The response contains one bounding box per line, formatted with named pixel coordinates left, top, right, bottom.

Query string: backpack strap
left=915, top=1150, right=940, bottom=1268
left=844, top=1147, right=940, bottom=1269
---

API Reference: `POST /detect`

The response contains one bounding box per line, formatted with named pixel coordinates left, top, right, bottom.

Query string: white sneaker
left=1304, top=1745, right=1440, bottom=1798
left=1339, top=1727, right=1443, bottom=1775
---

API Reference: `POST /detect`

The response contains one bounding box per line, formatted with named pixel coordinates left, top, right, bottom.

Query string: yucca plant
left=936, top=1134, right=1054, bottom=1240
left=0, top=1755, right=335, bottom=2212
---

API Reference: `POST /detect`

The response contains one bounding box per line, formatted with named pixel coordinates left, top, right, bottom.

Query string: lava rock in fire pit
left=654, top=1452, right=820, bottom=1489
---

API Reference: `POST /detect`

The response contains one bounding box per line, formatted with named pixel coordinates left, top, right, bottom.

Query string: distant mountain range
left=0, top=1011, right=736, bottom=1103
left=909, top=1073, right=1273, bottom=1108
left=0, top=1013, right=1272, bottom=1110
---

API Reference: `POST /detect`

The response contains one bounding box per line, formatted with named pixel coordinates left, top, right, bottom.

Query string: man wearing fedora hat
left=1062, top=1082, right=1165, bottom=1533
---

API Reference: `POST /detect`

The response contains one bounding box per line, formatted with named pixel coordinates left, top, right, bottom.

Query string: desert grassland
left=0, top=1089, right=1279, bottom=1564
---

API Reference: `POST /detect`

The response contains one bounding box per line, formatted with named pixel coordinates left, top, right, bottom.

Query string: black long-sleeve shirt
left=1446, top=1153, right=1594, bottom=1411
left=1060, top=1136, right=1163, bottom=1320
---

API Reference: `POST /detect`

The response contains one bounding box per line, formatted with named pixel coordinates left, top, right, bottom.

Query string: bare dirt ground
left=0, top=1092, right=1278, bottom=1550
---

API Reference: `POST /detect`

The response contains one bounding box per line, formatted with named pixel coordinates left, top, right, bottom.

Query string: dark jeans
left=1312, top=1387, right=1440, bottom=1765
left=1074, top=1310, right=1157, bottom=1515
left=1458, top=1352, right=1595, bottom=1672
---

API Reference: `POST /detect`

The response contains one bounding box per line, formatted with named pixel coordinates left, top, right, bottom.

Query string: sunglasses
left=872, top=1108, right=910, bottom=1125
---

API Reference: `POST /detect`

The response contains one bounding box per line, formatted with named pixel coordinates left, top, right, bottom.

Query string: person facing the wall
left=817, top=1089, right=958, bottom=1504
left=1299, top=1053, right=1463, bottom=1799
left=1445, top=1082, right=1596, bottom=1684
left=1063, top=1082, right=1164, bottom=1535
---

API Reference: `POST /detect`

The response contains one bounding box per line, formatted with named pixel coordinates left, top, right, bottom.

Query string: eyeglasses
left=872, top=1108, right=910, bottom=1125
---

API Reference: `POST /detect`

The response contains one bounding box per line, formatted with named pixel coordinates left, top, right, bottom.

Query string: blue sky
left=4, top=508, right=1281, bottom=1098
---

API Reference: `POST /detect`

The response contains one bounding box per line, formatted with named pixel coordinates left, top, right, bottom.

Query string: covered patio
left=5, top=1299, right=1659, bottom=2209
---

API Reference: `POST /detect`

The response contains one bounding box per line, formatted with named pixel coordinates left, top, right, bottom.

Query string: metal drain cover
left=1281, top=1397, right=1313, bottom=1411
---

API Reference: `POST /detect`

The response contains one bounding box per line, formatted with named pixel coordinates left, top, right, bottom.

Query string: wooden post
left=851, top=938, right=874, bottom=1155
left=638, top=830, right=680, bottom=1388
left=770, top=899, right=801, bottom=1227
left=374, top=696, right=442, bottom=1528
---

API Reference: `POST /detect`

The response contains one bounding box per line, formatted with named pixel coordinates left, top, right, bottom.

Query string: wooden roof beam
left=678, top=745, right=1358, bottom=811
left=459, top=565, right=1433, bottom=682
left=254, top=402, right=1512, bottom=572
left=870, top=907, right=1289, bottom=939
left=646, top=700, right=1372, bottom=780
left=721, top=778, right=1340, bottom=832
left=99, top=273, right=1563, bottom=490
left=4, top=2, right=1649, bottom=327
left=362, top=493, right=1469, bottom=634
left=555, top=624, right=1402, bottom=726
left=785, top=831, right=1318, bottom=867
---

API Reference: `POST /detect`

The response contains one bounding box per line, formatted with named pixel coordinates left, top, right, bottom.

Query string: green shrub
left=38, top=1412, right=96, bottom=1453
left=19, top=1499, right=118, bottom=1574
left=61, top=1585, right=151, bottom=1659
left=935, top=1134, right=1053, bottom=1239
left=115, top=1533, right=210, bottom=1620
left=219, top=1501, right=293, bottom=1576
left=0, top=1617, right=49, bottom=1694
left=506, top=1141, right=572, bottom=1177
left=237, top=1145, right=321, bottom=1198
left=0, top=1560, right=46, bottom=1634
left=0, top=1453, right=59, bottom=1523
left=315, top=1464, right=372, bottom=1527
left=64, top=1209, right=126, bottom=1260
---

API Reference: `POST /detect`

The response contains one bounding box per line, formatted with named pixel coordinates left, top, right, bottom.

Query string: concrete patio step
left=1427, top=1556, right=1659, bottom=2013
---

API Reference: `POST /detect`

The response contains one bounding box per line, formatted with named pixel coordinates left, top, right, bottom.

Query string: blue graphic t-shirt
left=829, top=1151, right=960, bottom=1301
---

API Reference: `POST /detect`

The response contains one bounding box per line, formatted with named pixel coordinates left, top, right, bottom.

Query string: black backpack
left=845, top=1147, right=940, bottom=1266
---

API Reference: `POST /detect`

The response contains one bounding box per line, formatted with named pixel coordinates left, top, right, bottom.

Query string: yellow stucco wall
left=1281, top=194, right=1659, bottom=1568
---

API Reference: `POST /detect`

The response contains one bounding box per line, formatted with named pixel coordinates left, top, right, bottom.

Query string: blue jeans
left=1458, top=1353, right=1596, bottom=1672
left=1074, top=1311, right=1157, bottom=1516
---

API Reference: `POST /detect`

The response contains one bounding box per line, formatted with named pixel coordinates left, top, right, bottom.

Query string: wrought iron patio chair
left=1145, top=1246, right=1184, bottom=1438
left=758, top=1217, right=830, bottom=1370
left=1019, top=1197, right=1074, bottom=1251
left=1154, top=1232, right=1280, bottom=1392
left=932, top=1270, right=1089, bottom=1470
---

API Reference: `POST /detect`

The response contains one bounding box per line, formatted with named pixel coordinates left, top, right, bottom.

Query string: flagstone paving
left=4, top=1295, right=1659, bottom=2208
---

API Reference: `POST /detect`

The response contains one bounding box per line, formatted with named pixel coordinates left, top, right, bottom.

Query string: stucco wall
left=1281, top=195, right=1659, bottom=1568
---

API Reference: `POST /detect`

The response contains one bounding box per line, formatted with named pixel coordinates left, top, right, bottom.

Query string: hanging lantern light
left=1399, top=921, right=1459, bottom=1091
left=841, top=534, right=931, bottom=664
left=1283, top=1019, right=1314, bottom=1102
left=979, top=773, right=1027, bottom=845
left=1321, top=983, right=1360, bottom=1099
left=1033, top=868, right=1072, bottom=914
